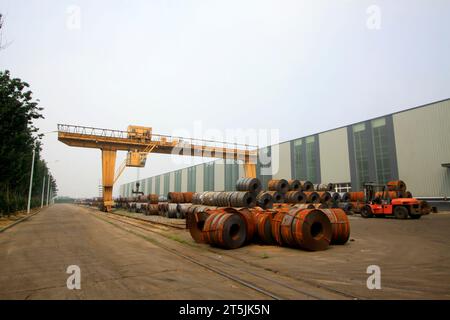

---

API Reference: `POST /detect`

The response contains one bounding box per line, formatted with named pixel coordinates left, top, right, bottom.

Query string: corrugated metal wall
left=120, top=99, right=450, bottom=198
left=393, top=100, right=450, bottom=197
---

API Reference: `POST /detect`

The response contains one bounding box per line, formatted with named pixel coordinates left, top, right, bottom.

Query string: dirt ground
left=0, top=204, right=449, bottom=300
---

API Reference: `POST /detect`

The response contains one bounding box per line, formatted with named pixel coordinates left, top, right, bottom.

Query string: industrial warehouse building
left=120, top=99, right=450, bottom=198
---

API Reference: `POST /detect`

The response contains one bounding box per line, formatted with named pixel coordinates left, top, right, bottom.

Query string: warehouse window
left=257, top=147, right=272, bottom=190
left=148, top=177, right=153, bottom=194
left=203, top=162, right=215, bottom=191
left=187, top=166, right=196, bottom=192
left=155, top=176, right=161, bottom=196
left=305, top=136, right=317, bottom=183
left=174, top=170, right=181, bottom=192
left=353, top=123, right=370, bottom=189
left=225, top=160, right=239, bottom=191
left=292, top=139, right=306, bottom=180
left=164, top=173, right=170, bottom=195
left=371, top=118, right=392, bottom=184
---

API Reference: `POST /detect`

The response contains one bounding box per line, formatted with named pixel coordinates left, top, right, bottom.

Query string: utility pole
left=46, top=173, right=51, bottom=206
left=41, top=175, right=46, bottom=208
left=27, top=149, right=36, bottom=214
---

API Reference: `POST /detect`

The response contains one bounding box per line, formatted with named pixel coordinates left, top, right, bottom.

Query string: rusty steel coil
left=338, top=192, right=351, bottom=202
left=317, top=191, right=332, bottom=203
left=265, top=191, right=285, bottom=203
left=303, top=191, right=320, bottom=203
left=235, top=177, right=262, bottom=194
left=349, top=191, right=365, bottom=202
left=202, top=211, right=247, bottom=249
left=284, top=191, right=306, bottom=204
left=375, top=191, right=404, bottom=199
left=287, top=179, right=301, bottom=191
left=223, top=207, right=256, bottom=243
left=256, top=192, right=274, bottom=209
left=419, top=200, right=431, bottom=215
left=146, top=204, right=159, bottom=215
left=203, top=191, right=218, bottom=206
left=314, top=183, right=334, bottom=192
left=292, top=203, right=315, bottom=210
left=268, top=179, right=289, bottom=194
left=215, top=192, right=234, bottom=207
left=350, top=201, right=364, bottom=213
left=320, top=208, right=350, bottom=245
left=147, top=194, right=159, bottom=204
left=313, top=203, right=329, bottom=209
left=290, top=208, right=332, bottom=251
left=183, top=192, right=194, bottom=203
left=331, top=192, right=341, bottom=202
left=387, top=180, right=407, bottom=192
left=192, top=192, right=204, bottom=204
left=405, top=191, right=413, bottom=198
left=186, top=206, right=217, bottom=242
left=251, top=209, right=275, bottom=244
left=272, top=203, right=293, bottom=212
left=338, top=202, right=354, bottom=214
left=167, top=192, right=185, bottom=203
left=299, top=180, right=314, bottom=192
left=158, top=202, right=169, bottom=215
left=271, top=211, right=286, bottom=246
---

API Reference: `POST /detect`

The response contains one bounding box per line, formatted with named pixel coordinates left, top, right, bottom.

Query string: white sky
left=0, top=0, right=449, bottom=197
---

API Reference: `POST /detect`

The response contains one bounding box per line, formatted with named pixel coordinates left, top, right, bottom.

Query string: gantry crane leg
left=243, top=162, right=257, bottom=178
left=101, top=149, right=117, bottom=212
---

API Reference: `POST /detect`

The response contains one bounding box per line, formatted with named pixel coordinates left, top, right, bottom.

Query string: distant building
left=120, top=99, right=450, bottom=198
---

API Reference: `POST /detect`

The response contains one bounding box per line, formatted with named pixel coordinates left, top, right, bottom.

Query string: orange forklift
left=360, top=183, right=423, bottom=219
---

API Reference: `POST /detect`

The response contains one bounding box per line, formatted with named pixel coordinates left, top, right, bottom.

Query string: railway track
left=87, top=208, right=360, bottom=300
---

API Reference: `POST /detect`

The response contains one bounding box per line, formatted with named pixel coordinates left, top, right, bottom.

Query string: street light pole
left=46, top=173, right=51, bottom=206
left=41, top=175, right=46, bottom=208
left=27, top=149, right=36, bottom=214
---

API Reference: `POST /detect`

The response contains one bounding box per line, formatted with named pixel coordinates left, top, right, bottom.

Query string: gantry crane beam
left=57, top=124, right=258, bottom=211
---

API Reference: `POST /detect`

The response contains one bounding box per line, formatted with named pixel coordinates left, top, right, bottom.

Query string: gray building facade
left=120, top=99, right=450, bottom=198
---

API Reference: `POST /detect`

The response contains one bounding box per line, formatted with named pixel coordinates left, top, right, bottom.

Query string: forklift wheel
left=394, top=206, right=409, bottom=219
left=360, top=205, right=373, bottom=218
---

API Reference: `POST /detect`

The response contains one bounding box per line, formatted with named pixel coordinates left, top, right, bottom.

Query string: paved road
left=0, top=204, right=267, bottom=299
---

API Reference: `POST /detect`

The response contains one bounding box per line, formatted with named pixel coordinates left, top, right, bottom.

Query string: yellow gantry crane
left=57, top=124, right=258, bottom=211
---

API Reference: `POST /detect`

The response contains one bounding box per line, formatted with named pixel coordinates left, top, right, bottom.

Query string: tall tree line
left=0, top=68, right=57, bottom=215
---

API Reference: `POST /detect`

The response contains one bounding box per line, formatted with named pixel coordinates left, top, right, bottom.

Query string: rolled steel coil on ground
left=331, top=192, right=341, bottom=202
left=338, top=202, right=354, bottom=214
left=387, top=180, right=407, bottom=192
left=292, top=203, right=315, bottom=210
left=273, top=203, right=293, bottom=211
left=229, top=191, right=256, bottom=208
left=313, top=203, right=329, bottom=209
left=167, top=203, right=179, bottom=218
left=320, top=208, right=350, bottom=245
left=203, top=192, right=218, bottom=206
left=268, top=179, right=289, bottom=194
left=287, top=179, right=301, bottom=191
left=350, top=201, right=364, bottom=213
left=256, top=192, right=274, bottom=209
left=299, top=180, right=314, bottom=192
left=235, top=177, right=262, bottom=194
left=349, top=191, right=365, bottom=202
left=202, top=211, right=247, bottom=249
left=338, top=192, right=351, bottom=202
left=272, top=208, right=332, bottom=251
left=266, top=191, right=284, bottom=203
left=303, top=191, right=320, bottom=203
left=215, top=191, right=233, bottom=207
left=183, top=192, right=194, bottom=203
left=314, top=183, right=334, bottom=192
left=147, top=194, right=159, bottom=204
left=284, top=191, right=306, bottom=204
left=158, top=202, right=169, bottom=216
left=251, top=209, right=275, bottom=244
left=192, top=192, right=203, bottom=204
left=223, top=207, right=256, bottom=243
left=167, top=192, right=185, bottom=203
left=177, top=203, right=191, bottom=219
left=147, top=204, right=159, bottom=215
left=405, top=191, right=413, bottom=198
left=317, top=191, right=332, bottom=203
left=186, top=205, right=217, bottom=242
left=419, top=200, right=431, bottom=215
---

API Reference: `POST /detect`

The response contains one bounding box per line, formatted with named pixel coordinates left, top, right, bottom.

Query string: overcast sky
left=1, top=0, right=449, bottom=198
